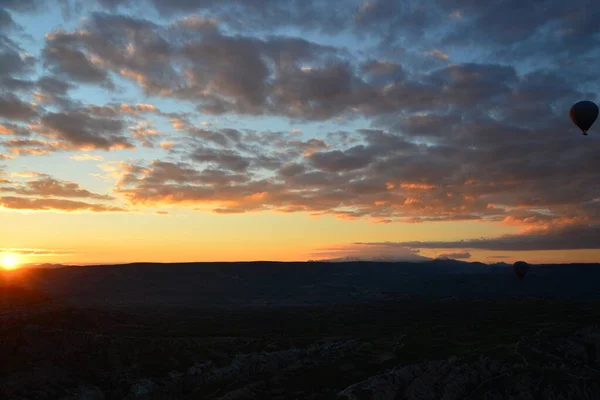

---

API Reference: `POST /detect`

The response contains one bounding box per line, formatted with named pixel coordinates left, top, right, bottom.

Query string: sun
left=1, top=253, right=19, bottom=270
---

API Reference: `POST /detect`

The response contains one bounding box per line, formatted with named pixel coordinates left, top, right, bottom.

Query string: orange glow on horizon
left=1, top=253, right=20, bottom=270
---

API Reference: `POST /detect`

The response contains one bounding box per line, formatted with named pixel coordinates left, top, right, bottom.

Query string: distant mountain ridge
left=310, top=254, right=432, bottom=263
left=20, top=263, right=67, bottom=269
left=11, top=260, right=599, bottom=308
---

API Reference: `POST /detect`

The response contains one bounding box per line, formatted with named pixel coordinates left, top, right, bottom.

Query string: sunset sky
left=1, top=0, right=599, bottom=266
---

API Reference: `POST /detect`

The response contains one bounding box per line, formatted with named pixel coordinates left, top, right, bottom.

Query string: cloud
left=0, top=196, right=127, bottom=212
left=1, top=175, right=114, bottom=200
left=40, top=110, right=135, bottom=150
left=0, top=0, right=596, bottom=260
left=0, top=10, right=18, bottom=33
left=310, top=243, right=432, bottom=262
left=129, top=121, right=163, bottom=148
left=114, top=160, right=254, bottom=206
left=33, top=76, right=77, bottom=108
left=37, top=75, right=72, bottom=96
left=438, top=251, right=471, bottom=260
left=42, top=30, right=114, bottom=87
left=0, top=247, right=75, bottom=256
left=104, top=106, right=600, bottom=234
left=424, top=49, right=448, bottom=60
left=308, top=145, right=378, bottom=172
left=33, top=14, right=367, bottom=120
left=34, top=5, right=599, bottom=125
left=70, top=154, right=104, bottom=161
left=0, top=0, right=41, bottom=13
left=0, top=123, right=30, bottom=136
left=0, top=93, right=39, bottom=121
left=90, top=0, right=354, bottom=34
left=2, top=138, right=59, bottom=156
left=354, top=223, right=600, bottom=251
left=189, top=146, right=252, bottom=173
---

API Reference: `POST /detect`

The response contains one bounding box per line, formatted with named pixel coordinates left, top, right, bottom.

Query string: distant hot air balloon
left=569, top=101, right=599, bottom=135
left=513, top=261, right=530, bottom=280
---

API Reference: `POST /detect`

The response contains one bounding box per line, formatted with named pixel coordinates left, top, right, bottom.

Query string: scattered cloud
left=129, top=121, right=163, bottom=148
left=438, top=251, right=472, bottom=260
left=70, top=154, right=104, bottom=161
left=310, top=243, right=432, bottom=262
left=0, top=247, right=75, bottom=256
left=424, top=49, right=449, bottom=60
left=353, top=223, right=600, bottom=252
left=39, top=110, right=135, bottom=151
left=0, top=93, right=39, bottom=121
left=1, top=174, right=114, bottom=200
left=0, top=0, right=599, bottom=256
left=0, top=196, right=127, bottom=212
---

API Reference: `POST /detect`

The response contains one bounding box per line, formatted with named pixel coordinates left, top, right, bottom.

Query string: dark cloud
left=0, top=123, right=30, bottom=136
left=0, top=93, right=39, bottom=121
left=0, top=10, right=17, bottom=32
left=89, top=0, right=355, bottom=34
left=37, top=7, right=597, bottom=123
left=42, top=33, right=114, bottom=87
left=0, top=19, right=36, bottom=90
left=35, top=13, right=363, bottom=120
left=361, top=60, right=403, bottom=76
left=189, top=146, right=252, bottom=173
left=117, top=160, right=250, bottom=187
left=440, top=1, right=600, bottom=64
left=37, top=76, right=72, bottom=96
left=355, top=223, right=600, bottom=251
left=186, top=127, right=236, bottom=147
left=34, top=76, right=78, bottom=108
left=108, top=102, right=600, bottom=236
left=309, top=145, right=377, bottom=172
left=1, top=175, right=114, bottom=200
left=0, top=0, right=40, bottom=12
left=438, top=252, right=472, bottom=260
left=40, top=110, right=135, bottom=150
left=2, top=139, right=57, bottom=156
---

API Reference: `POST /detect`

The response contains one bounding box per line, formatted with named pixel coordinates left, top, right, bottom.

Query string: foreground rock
left=338, top=327, right=600, bottom=400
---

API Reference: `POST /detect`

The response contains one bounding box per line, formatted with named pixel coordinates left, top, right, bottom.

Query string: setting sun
left=1, top=254, right=19, bottom=270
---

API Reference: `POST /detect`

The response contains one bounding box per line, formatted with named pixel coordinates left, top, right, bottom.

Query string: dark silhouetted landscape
left=2, top=261, right=600, bottom=399
left=3, top=0, right=600, bottom=398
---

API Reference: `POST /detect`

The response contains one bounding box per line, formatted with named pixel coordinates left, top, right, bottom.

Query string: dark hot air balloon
left=569, top=101, right=599, bottom=135
left=513, top=261, right=530, bottom=280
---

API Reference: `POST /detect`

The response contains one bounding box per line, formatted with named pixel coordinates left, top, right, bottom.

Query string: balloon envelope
left=569, top=101, right=599, bottom=135
left=513, top=261, right=530, bottom=280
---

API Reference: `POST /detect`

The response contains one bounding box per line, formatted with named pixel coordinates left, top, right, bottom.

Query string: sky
left=1, top=0, right=600, bottom=266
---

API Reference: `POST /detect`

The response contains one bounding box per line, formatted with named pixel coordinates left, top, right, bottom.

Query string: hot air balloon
left=569, top=100, right=599, bottom=135
left=513, top=261, right=530, bottom=280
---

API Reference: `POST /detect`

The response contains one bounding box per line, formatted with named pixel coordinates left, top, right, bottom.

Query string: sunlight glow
left=1, top=254, right=20, bottom=270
